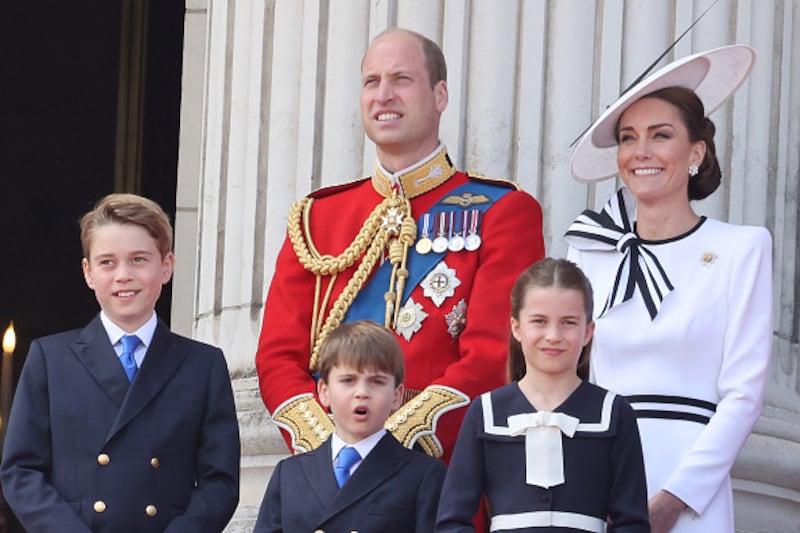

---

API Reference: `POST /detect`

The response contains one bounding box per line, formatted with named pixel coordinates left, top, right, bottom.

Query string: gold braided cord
left=310, top=229, right=389, bottom=370
left=384, top=238, right=404, bottom=326
left=315, top=273, right=337, bottom=342
left=392, top=214, right=417, bottom=326
left=289, top=197, right=392, bottom=274
left=287, top=193, right=413, bottom=371
left=310, top=273, right=338, bottom=348
left=310, top=275, right=321, bottom=350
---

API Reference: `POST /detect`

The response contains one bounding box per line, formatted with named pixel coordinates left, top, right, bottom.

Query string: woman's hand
left=648, top=490, right=687, bottom=533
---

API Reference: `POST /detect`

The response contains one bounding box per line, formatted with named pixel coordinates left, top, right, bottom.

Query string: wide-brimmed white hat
left=570, top=44, right=755, bottom=183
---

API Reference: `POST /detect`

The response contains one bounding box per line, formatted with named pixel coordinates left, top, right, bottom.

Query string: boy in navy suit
left=0, top=194, right=240, bottom=532
left=255, top=320, right=446, bottom=533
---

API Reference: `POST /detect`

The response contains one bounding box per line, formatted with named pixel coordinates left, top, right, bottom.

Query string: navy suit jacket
left=255, top=432, right=446, bottom=533
left=0, top=316, right=240, bottom=532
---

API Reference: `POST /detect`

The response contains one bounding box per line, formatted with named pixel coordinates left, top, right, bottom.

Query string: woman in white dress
left=565, top=45, right=772, bottom=533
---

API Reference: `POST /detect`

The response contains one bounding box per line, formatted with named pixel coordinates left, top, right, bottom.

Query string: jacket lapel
left=299, top=439, right=340, bottom=509
left=105, top=321, right=187, bottom=442
left=72, top=316, right=130, bottom=409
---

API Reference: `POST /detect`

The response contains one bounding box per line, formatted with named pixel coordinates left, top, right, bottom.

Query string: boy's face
left=82, top=223, right=174, bottom=332
left=318, top=362, right=403, bottom=444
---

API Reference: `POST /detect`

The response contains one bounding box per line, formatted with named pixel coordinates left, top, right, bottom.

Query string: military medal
left=445, top=298, right=468, bottom=340
left=415, top=213, right=433, bottom=255
left=422, top=261, right=461, bottom=307
left=381, top=207, right=403, bottom=235
left=464, top=209, right=482, bottom=251
left=448, top=211, right=465, bottom=252
left=395, top=297, right=428, bottom=341
left=432, top=212, right=449, bottom=253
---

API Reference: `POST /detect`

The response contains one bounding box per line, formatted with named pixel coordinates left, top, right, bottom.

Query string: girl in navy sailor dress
left=436, top=258, right=649, bottom=533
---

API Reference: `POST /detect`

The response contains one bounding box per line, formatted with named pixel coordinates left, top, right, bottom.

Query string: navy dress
left=436, top=381, right=649, bottom=532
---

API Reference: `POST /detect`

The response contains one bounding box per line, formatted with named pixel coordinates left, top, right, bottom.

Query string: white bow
left=507, top=411, right=579, bottom=488
left=564, top=186, right=674, bottom=320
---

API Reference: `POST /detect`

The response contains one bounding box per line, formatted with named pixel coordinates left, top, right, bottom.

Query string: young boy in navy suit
left=0, top=194, right=240, bottom=532
left=255, top=320, right=446, bottom=533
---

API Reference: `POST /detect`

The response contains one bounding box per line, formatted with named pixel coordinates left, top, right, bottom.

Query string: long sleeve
left=253, top=460, right=284, bottom=533
left=165, top=349, right=240, bottom=532
left=435, top=399, right=484, bottom=532
left=663, top=226, right=772, bottom=514
left=607, top=398, right=650, bottom=532
left=0, top=340, right=93, bottom=532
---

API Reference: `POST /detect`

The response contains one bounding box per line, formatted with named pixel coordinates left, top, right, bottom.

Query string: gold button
left=97, top=454, right=110, bottom=466
left=93, top=500, right=106, bottom=513
left=150, top=457, right=160, bottom=468
left=145, top=504, right=157, bottom=517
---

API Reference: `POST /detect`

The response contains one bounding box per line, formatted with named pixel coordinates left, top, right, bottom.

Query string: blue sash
left=344, top=180, right=512, bottom=324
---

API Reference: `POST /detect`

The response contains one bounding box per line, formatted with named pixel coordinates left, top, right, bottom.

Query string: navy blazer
left=0, top=316, right=240, bottom=532
left=255, top=432, right=446, bottom=533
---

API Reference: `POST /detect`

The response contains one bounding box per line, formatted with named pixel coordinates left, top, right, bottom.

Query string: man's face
left=360, top=31, right=448, bottom=170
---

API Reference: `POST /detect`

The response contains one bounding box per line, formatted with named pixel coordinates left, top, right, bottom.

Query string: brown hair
left=507, top=258, right=594, bottom=382
left=620, top=86, right=721, bottom=201
left=318, top=320, right=405, bottom=386
left=366, top=28, right=447, bottom=88
left=80, top=193, right=173, bottom=260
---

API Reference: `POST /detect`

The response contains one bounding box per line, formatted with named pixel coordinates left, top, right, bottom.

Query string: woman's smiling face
left=615, top=96, right=705, bottom=207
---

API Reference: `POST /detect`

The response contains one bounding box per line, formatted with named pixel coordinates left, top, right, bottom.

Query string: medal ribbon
left=564, top=187, right=673, bottom=320
left=344, top=180, right=512, bottom=324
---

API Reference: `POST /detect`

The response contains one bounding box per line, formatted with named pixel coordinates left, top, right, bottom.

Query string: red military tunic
left=256, top=147, right=545, bottom=463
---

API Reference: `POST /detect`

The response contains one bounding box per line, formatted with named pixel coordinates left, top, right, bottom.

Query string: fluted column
left=174, top=1, right=800, bottom=530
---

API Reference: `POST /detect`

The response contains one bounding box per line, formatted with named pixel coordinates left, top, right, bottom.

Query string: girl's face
left=510, top=286, right=594, bottom=381
left=615, top=96, right=705, bottom=207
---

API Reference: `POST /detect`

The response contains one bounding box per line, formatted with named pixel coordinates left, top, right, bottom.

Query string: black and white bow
left=565, top=188, right=673, bottom=320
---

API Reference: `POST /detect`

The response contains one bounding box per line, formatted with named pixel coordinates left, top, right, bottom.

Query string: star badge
left=381, top=207, right=403, bottom=235
left=395, top=297, right=428, bottom=342
left=422, top=261, right=461, bottom=307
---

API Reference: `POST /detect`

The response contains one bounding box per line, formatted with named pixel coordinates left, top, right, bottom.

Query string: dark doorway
left=0, top=0, right=184, bottom=353
left=0, top=1, right=184, bottom=525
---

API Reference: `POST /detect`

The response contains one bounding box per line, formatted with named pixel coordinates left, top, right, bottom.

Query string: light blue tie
left=334, top=446, right=361, bottom=487
left=120, top=334, right=141, bottom=383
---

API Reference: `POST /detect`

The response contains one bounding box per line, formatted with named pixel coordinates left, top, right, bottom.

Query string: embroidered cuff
left=272, top=393, right=334, bottom=454
left=385, top=385, right=469, bottom=457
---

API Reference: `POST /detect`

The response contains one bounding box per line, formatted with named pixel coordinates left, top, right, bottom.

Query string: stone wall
left=173, top=1, right=800, bottom=530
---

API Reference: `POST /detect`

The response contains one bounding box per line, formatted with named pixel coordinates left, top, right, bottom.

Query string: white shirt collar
left=99, top=311, right=158, bottom=349
left=330, top=428, right=387, bottom=467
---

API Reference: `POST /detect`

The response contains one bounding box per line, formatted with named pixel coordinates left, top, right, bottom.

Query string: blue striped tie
left=120, top=335, right=141, bottom=382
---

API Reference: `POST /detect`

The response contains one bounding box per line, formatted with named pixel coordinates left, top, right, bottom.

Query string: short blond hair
left=80, top=194, right=173, bottom=260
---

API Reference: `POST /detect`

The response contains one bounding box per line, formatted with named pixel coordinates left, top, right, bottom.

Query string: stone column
left=174, top=1, right=800, bottom=530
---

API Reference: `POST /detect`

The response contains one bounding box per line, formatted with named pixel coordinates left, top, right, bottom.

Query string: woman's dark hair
left=636, top=86, right=722, bottom=200
left=507, top=258, right=594, bottom=383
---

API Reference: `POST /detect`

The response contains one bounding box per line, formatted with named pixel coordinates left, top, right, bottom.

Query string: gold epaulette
left=385, top=385, right=470, bottom=457
left=307, top=176, right=371, bottom=199
left=466, top=171, right=521, bottom=191
left=272, top=394, right=334, bottom=454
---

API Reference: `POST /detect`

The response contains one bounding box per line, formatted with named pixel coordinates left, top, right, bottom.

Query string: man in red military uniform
left=256, top=28, right=545, bottom=464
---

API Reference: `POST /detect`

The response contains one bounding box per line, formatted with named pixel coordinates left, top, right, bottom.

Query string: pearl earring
left=688, top=165, right=699, bottom=177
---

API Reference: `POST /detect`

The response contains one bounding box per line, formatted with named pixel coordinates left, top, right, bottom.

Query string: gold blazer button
left=93, top=500, right=106, bottom=513
left=97, top=454, right=110, bottom=466
left=145, top=504, right=158, bottom=517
